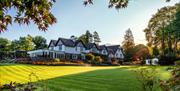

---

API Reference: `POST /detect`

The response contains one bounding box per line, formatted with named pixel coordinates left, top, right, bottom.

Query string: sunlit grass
left=0, top=64, right=172, bottom=91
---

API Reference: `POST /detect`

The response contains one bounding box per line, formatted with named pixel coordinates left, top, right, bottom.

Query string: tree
left=33, top=36, right=47, bottom=50
left=93, top=31, right=101, bottom=45
left=11, top=35, right=34, bottom=51
left=144, top=4, right=180, bottom=56
left=78, top=30, right=93, bottom=44
left=132, top=44, right=150, bottom=61
left=0, top=0, right=57, bottom=32
left=0, top=38, right=11, bottom=59
left=122, top=28, right=135, bottom=61
left=152, top=46, right=159, bottom=57
left=0, top=0, right=172, bottom=32
left=84, top=0, right=171, bottom=9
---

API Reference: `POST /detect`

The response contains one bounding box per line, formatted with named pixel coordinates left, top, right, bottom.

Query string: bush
left=85, top=53, right=95, bottom=63
left=94, top=56, right=103, bottom=64
left=111, top=58, right=118, bottom=65
left=160, top=67, right=180, bottom=91
left=0, top=58, right=16, bottom=63
left=135, top=67, right=159, bottom=91
left=175, top=60, right=180, bottom=66
left=54, top=58, right=60, bottom=62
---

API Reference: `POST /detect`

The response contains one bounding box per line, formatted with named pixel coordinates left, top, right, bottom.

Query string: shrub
left=135, top=67, right=159, bottom=91
left=111, top=58, right=118, bottom=65
left=175, top=60, right=180, bottom=66
left=85, top=53, right=95, bottom=63
left=160, top=67, right=180, bottom=91
left=94, top=56, right=103, bottom=64
left=54, top=58, right=60, bottom=62
left=0, top=58, right=16, bottom=63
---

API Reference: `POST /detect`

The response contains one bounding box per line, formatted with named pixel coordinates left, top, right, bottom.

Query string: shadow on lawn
left=43, top=67, right=142, bottom=91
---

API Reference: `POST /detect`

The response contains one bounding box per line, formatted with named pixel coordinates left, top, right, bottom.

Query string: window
left=80, top=47, right=84, bottom=52
left=50, top=47, right=53, bottom=50
left=103, top=50, right=106, bottom=54
left=59, top=45, right=62, bottom=50
left=116, top=53, right=118, bottom=57
left=72, top=55, right=77, bottom=59
left=75, top=47, right=78, bottom=51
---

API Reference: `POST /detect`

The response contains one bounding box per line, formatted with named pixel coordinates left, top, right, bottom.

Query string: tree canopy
left=33, top=36, right=47, bottom=50
left=122, top=28, right=135, bottom=61
left=144, top=3, right=180, bottom=57
left=0, top=0, right=57, bottom=32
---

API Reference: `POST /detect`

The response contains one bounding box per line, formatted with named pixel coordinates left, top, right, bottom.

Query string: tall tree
left=33, top=36, right=47, bottom=50
left=93, top=31, right=101, bottom=45
left=122, top=28, right=135, bottom=50
left=144, top=4, right=179, bottom=56
left=11, top=35, right=34, bottom=51
left=0, top=0, right=56, bottom=32
left=78, top=30, right=93, bottom=44
left=122, top=28, right=135, bottom=61
left=0, top=38, right=11, bottom=59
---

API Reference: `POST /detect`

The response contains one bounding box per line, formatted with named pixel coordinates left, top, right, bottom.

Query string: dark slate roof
left=58, top=38, right=75, bottom=47
left=48, top=40, right=57, bottom=48
left=50, top=37, right=86, bottom=47
left=99, top=45, right=107, bottom=51
left=106, top=45, right=120, bottom=54
left=52, top=40, right=57, bottom=45
left=85, top=43, right=99, bottom=50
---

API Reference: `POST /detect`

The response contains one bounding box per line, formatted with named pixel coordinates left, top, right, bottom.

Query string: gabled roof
left=98, top=45, right=108, bottom=51
left=85, top=43, right=99, bottom=50
left=75, top=40, right=86, bottom=48
left=56, top=38, right=75, bottom=47
left=106, top=45, right=120, bottom=54
left=48, top=40, right=57, bottom=48
left=48, top=37, right=86, bottom=48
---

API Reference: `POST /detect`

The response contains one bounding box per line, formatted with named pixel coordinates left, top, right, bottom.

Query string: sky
left=0, top=0, right=179, bottom=45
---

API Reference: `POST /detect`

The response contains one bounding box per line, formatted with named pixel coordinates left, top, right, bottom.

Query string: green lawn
left=0, top=64, right=172, bottom=91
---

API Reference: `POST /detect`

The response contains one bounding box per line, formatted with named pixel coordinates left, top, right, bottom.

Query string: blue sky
left=0, top=0, right=179, bottom=45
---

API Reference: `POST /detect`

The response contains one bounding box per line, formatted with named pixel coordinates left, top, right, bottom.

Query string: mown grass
left=0, top=64, right=172, bottom=91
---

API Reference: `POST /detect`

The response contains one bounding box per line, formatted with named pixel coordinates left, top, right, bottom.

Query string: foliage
left=85, top=53, right=95, bottom=63
left=1, top=72, right=47, bottom=91
left=78, top=30, right=93, bottom=44
left=0, top=58, right=16, bottom=63
left=152, top=47, right=159, bottom=57
left=0, top=0, right=57, bottom=32
left=33, top=36, right=47, bottom=49
left=132, top=44, right=151, bottom=61
left=94, top=56, right=103, bottom=64
left=144, top=4, right=180, bottom=57
left=11, top=35, right=34, bottom=51
left=93, top=31, right=101, bottom=45
left=160, top=67, right=180, bottom=91
left=0, top=37, right=11, bottom=59
left=122, top=28, right=135, bottom=61
left=135, top=67, right=159, bottom=91
left=84, top=0, right=170, bottom=10
left=175, top=60, right=180, bottom=66
left=53, top=58, right=60, bottom=62
left=111, top=58, right=118, bottom=65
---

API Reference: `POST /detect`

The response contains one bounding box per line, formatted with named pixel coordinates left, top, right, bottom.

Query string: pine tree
left=122, top=28, right=135, bottom=61
left=93, top=31, right=101, bottom=45
left=85, top=30, right=93, bottom=43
